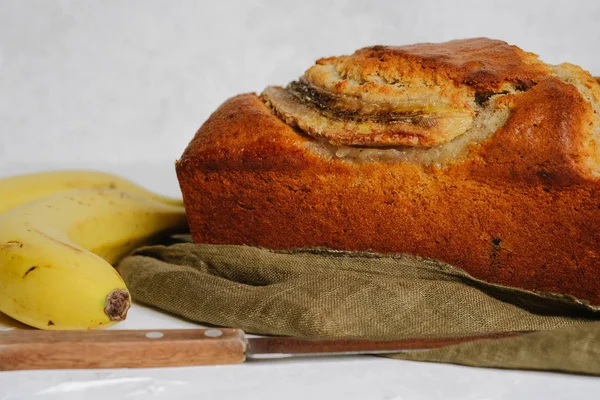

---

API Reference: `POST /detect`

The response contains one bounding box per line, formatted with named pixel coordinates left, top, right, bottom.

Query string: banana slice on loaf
left=262, top=38, right=550, bottom=147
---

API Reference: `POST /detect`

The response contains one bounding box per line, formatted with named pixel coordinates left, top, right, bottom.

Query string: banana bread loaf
left=176, top=38, right=600, bottom=305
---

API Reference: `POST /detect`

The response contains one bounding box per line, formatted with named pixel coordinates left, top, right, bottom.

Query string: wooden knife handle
left=0, top=328, right=247, bottom=371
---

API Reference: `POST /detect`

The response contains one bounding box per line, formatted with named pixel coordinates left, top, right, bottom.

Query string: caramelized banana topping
left=262, top=38, right=551, bottom=147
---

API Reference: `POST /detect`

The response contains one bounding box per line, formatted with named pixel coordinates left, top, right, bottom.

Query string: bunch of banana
left=0, top=170, right=188, bottom=330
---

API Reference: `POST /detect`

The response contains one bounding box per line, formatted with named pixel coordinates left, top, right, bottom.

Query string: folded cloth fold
left=117, top=243, right=600, bottom=375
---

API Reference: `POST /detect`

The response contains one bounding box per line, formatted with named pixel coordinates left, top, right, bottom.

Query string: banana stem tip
left=105, top=289, right=131, bottom=321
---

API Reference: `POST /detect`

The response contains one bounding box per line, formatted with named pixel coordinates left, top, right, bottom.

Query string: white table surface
left=2, top=1, right=600, bottom=397
left=1, top=164, right=599, bottom=400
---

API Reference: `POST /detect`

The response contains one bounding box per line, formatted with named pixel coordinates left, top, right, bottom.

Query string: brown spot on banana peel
left=1, top=241, right=23, bottom=249
left=22, top=266, right=37, bottom=278
left=104, top=289, right=131, bottom=321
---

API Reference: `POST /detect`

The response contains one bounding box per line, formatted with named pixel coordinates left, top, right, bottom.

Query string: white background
left=2, top=0, right=600, bottom=177
left=2, top=1, right=600, bottom=398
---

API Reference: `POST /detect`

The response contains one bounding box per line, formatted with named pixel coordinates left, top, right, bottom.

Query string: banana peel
left=0, top=171, right=188, bottom=330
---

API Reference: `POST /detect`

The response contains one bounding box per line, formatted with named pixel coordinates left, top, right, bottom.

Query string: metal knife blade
left=245, top=330, right=526, bottom=359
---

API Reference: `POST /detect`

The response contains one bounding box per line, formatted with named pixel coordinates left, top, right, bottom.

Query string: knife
left=0, top=328, right=527, bottom=371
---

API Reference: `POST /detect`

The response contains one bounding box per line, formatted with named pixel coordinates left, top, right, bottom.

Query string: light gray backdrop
left=1, top=0, right=599, bottom=177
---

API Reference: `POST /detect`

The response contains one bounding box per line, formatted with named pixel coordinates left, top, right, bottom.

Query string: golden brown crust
left=322, top=38, right=550, bottom=90
left=468, top=76, right=596, bottom=186
left=177, top=39, right=600, bottom=305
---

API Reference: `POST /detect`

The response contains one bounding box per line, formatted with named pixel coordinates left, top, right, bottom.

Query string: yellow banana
left=0, top=170, right=183, bottom=214
left=0, top=188, right=188, bottom=330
